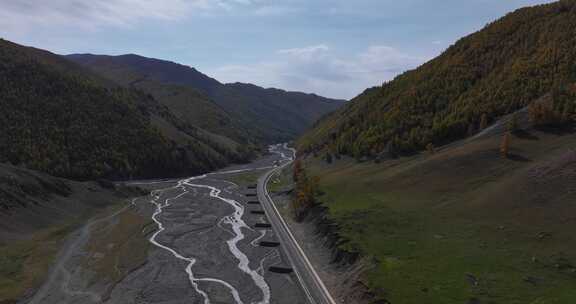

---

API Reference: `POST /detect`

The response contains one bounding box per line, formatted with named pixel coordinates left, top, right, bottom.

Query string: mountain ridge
left=299, top=0, right=576, bottom=157
left=292, top=1, right=576, bottom=303
left=0, top=38, right=255, bottom=180
left=67, top=53, right=345, bottom=143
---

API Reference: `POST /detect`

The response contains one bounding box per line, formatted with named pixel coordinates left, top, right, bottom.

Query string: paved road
left=259, top=145, right=337, bottom=304
left=23, top=148, right=307, bottom=304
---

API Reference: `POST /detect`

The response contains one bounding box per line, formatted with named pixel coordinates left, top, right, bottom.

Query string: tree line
left=299, top=0, right=576, bottom=160
left=0, top=39, right=254, bottom=180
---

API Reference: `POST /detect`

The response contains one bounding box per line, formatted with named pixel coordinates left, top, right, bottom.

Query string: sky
left=0, top=0, right=556, bottom=99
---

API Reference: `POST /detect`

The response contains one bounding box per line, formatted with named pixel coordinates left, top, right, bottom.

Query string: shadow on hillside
left=513, top=130, right=539, bottom=140
left=508, top=154, right=532, bottom=162
left=534, top=124, right=575, bottom=136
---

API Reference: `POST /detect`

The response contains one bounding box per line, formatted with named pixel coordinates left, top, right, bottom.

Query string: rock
left=466, top=273, right=480, bottom=287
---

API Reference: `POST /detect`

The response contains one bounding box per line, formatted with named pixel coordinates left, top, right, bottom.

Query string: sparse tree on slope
left=500, top=132, right=511, bottom=158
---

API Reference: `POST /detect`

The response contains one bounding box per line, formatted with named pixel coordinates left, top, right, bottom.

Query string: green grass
left=84, top=206, right=153, bottom=285
left=267, top=166, right=293, bottom=193
left=225, top=169, right=268, bottom=187
left=307, top=130, right=576, bottom=304
left=0, top=201, right=141, bottom=303
left=0, top=224, right=77, bottom=302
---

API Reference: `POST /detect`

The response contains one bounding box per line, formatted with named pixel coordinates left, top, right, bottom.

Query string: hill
left=300, top=112, right=576, bottom=303
left=299, top=0, right=576, bottom=158
left=65, top=54, right=252, bottom=144
left=0, top=39, right=253, bottom=180
left=67, top=54, right=344, bottom=142
left=293, top=1, right=576, bottom=303
left=0, top=161, right=144, bottom=302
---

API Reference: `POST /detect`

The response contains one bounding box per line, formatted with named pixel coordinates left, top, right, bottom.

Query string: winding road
left=258, top=145, right=337, bottom=304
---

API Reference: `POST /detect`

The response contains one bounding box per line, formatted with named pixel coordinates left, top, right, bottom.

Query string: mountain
left=298, top=110, right=576, bottom=304
left=0, top=38, right=254, bottom=180
left=291, top=1, right=576, bottom=303
left=67, top=54, right=345, bottom=142
left=65, top=54, right=252, bottom=144
left=0, top=158, right=148, bottom=302
left=299, top=0, right=576, bottom=158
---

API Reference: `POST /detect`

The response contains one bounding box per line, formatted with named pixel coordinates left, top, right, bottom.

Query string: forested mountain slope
left=67, top=54, right=344, bottom=142
left=0, top=39, right=252, bottom=180
left=301, top=111, right=576, bottom=303
left=291, top=1, right=576, bottom=303
left=299, top=0, right=576, bottom=157
left=66, top=54, right=252, bottom=144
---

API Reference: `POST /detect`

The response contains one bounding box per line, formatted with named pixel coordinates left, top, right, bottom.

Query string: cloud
left=277, top=44, right=330, bottom=59
left=253, top=5, right=301, bottom=16
left=208, top=44, right=427, bottom=100
left=0, top=0, right=266, bottom=31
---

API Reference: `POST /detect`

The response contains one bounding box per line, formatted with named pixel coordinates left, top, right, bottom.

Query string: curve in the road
left=260, top=144, right=337, bottom=304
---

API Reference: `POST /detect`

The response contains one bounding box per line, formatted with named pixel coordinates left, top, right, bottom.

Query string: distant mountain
left=65, top=54, right=252, bottom=144
left=0, top=39, right=255, bottom=180
left=299, top=0, right=576, bottom=157
left=67, top=54, right=345, bottom=142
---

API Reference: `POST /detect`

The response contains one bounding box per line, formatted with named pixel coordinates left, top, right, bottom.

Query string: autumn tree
left=507, top=113, right=519, bottom=132
left=426, top=143, right=436, bottom=154
left=291, top=161, right=321, bottom=221
left=298, top=0, right=576, bottom=162
left=293, top=158, right=303, bottom=182
left=526, top=95, right=573, bottom=127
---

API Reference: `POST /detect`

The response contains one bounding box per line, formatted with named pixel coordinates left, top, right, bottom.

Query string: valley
left=3, top=1, right=576, bottom=303
left=19, top=145, right=308, bottom=304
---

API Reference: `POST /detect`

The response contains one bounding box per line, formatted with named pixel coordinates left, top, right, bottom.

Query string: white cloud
left=208, top=44, right=427, bottom=100
left=277, top=44, right=330, bottom=59
left=0, top=0, right=267, bottom=31
left=253, top=5, right=300, bottom=16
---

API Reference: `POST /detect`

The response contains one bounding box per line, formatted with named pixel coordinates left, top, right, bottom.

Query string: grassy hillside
left=0, top=162, right=141, bottom=302
left=302, top=117, right=576, bottom=303
left=67, top=54, right=344, bottom=143
left=0, top=39, right=250, bottom=180
left=294, top=2, right=576, bottom=303
left=299, top=0, right=576, bottom=158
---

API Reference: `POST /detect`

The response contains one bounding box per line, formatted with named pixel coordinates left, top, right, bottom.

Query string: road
left=259, top=145, right=337, bottom=304
left=22, top=144, right=326, bottom=304
left=108, top=150, right=308, bottom=304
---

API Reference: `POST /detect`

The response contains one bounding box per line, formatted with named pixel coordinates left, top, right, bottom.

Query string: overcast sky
left=0, top=0, right=555, bottom=99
